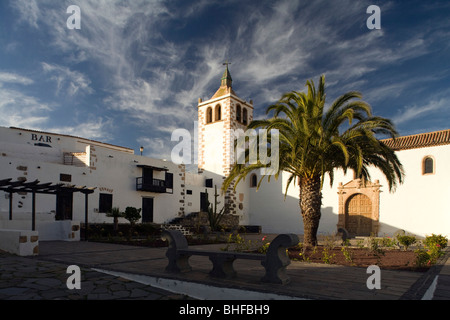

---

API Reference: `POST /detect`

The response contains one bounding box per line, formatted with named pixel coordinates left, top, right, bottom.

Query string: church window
left=250, top=173, right=257, bottom=188
left=423, top=156, right=435, bottom=175
left=243, top=108, right=248, bottom=125
left=215, top=104, right=221, bottom=121
left=206, top=107, right=213, bottom=124
left=236, top=105, right=241, bottom=122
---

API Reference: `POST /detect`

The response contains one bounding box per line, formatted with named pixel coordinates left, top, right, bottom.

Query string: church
left=0, top=65, right=449, bottom=251
left=195, top=65, right=450, bottom=239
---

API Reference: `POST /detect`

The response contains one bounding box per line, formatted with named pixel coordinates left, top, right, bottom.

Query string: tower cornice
left=198, top=93, right=253, bottom=109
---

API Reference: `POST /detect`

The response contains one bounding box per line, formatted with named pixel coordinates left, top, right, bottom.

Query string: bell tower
left=197, top=63, right=254, bottom=177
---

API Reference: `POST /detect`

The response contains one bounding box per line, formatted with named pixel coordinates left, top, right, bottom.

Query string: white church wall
left=202, top=121, right=225, bottom=175
left=248, top=143, right=450, bottom=239
left=371, top=145, right=450, bottom=238
left=249, top=171, right=303, bottom=234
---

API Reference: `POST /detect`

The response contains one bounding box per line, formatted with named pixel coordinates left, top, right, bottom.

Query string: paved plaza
left=0, top=237, right=449, bottom=301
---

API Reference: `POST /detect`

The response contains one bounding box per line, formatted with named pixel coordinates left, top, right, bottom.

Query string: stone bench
left=161, top=230, right=299, bottom=285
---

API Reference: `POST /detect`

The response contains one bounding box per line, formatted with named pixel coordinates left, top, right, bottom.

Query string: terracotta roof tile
left=381, top=129, right=450, bottom=150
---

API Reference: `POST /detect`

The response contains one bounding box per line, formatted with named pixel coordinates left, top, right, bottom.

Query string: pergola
left=0, top=178, right=95, bottom=236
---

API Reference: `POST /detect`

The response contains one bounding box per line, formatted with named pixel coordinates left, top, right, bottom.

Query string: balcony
left=136, top=177, right=166, bottom=193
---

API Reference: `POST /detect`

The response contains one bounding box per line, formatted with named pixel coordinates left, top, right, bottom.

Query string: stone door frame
left=337, top=179, right=381, bottom=237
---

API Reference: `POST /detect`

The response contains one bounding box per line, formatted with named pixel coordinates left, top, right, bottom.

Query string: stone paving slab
left=2, top=240, right=449, bottom=301
left=33, top=241, right=424, bottom=300
left=440, top=257, right=450, bottom=276
left=0, top=252, right=190, bottom=300
left=433, top=276, right=450, bottom=300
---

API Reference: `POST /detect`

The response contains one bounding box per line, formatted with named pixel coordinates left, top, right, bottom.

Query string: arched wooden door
left=345, top=193, right=372, bottom=236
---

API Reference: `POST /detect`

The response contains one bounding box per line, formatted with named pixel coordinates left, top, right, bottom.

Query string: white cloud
left=138, top=136, right=172, bottom=161
left=392, top=99, right=448, bottom=125
left=6, top=0, right=447, bottom=149
left=11, top=0, right=40, bottom=28
left=49, top=116, right=114, bottom=142
left=41, top=63, right=93, bottom=96
left=0, top=71, right=50, bottom=128
left=0, top=88, right=51, bottom=129
left=0, top=72, right=34, bottom=85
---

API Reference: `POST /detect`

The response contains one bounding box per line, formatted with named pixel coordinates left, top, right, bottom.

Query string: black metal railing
left=136, top=177, right=166, bottom=193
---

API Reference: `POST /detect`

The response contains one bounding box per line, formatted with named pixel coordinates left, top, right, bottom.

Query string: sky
left=0, top=0, right=449, bottom=162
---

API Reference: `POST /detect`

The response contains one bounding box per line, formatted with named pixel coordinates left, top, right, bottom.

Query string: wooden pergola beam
left=0, top=177, right=95, bottom=233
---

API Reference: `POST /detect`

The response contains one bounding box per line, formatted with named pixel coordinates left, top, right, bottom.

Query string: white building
left=195, top=65, right=450, bottom=239
left=1, top=66, right=449, bottom=244
left=247, top=131, right=450, bottom=238
left=0, top=126, right=199, bottom=240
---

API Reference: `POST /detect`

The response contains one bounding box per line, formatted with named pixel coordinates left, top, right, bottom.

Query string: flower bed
left=288, top=246, right=425, bottom=271
left=288, top=233, right=448, bottom=272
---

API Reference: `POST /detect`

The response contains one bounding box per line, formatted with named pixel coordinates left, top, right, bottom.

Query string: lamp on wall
left=140, top=146, right=144, bottom=156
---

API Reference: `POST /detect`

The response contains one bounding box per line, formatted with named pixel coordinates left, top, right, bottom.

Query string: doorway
left=56, top=192, right=73, bottom=220
left=142, top=197, right=154, bottom=223
left=200, top=192, right=208, bottom=212
left=345, top=193, right=373, bottom=236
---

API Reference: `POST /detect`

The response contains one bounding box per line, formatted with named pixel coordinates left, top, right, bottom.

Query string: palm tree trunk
left=299, top=176, right=322, bottom=249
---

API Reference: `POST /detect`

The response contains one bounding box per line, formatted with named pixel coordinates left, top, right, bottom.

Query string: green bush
left=257, top=236, right=270, bottom=254
left=134, top=223, right=160, bottom=235
left=424, top=234, right=448, bottom=263
left=123, top=207, right=142, bottom=226
left=369, top=237, right=385, bottom=257
left=396, top=233, right=417, bottom=250
left=414, top=234, right=448, bottom=268
left=415, top=248, right=432, bottom=268
left=379, top=236, right=396, bottom=248
left=424, top=234, right=448, bottom=250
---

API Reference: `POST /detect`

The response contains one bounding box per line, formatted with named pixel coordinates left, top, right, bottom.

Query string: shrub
left=396, top=233, right=417, bottom=251
left=368, top=236, right=385, bottom=257
left=424, top=234, right=448, bottom=250
left=321, top=247, right=335, bottom=264
left=415, top=248, right=432, bottom=268
left=414, top=234, right=448, bottom=268
left=379, top=236, right=396, bottom=249
left=424, top=234, right=448, bottom=263
left=341, top=243, right=354, bottom=264
left=257, top=236, right=270, bottom=254
left=123, top=207, right=142, bottom=226
left=221, top=233, right=252, bottom=252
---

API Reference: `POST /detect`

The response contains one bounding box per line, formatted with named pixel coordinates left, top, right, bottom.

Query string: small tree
left=106, top=207, right=123, bottom=232
left=396, top=232, right=417, bottom=251
left=206, top=186, right=230, bottom=231
left=123, top=206, right=142, bottom=228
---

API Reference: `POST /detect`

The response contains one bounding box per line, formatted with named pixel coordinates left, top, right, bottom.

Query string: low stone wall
left=0, top=220, right=80, bottom=241
left=0, top=229, right=39, bottom=256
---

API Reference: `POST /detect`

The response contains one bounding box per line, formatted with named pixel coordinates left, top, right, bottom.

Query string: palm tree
left=223, top=75, right=404, bottom=249
left=106, top=207, right=123, bottom=232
